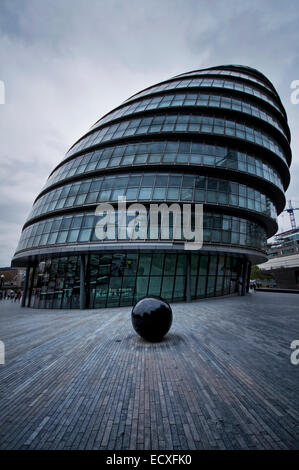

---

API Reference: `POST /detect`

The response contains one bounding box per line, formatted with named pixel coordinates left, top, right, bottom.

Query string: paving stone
left=0, top=292, right=298, bottom=449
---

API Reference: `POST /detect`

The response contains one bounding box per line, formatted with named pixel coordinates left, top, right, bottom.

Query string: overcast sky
left=0, top=0, right=298, bottom=266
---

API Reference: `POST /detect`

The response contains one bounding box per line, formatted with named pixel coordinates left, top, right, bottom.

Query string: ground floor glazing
left=22, top=251, right=251, bottom=309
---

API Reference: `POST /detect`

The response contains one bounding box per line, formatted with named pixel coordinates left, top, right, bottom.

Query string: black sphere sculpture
left=131, top=296, right=173, bottom=342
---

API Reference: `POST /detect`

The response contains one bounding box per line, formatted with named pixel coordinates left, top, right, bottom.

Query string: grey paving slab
left=0, top=292, right=298, bottom=450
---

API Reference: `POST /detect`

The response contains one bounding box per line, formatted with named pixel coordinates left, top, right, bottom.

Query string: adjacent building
left=11, top=64, right=292, bottom=308
left=0, top=267, right=25, bottom=290
left=258, top=228, right=299, bottom=289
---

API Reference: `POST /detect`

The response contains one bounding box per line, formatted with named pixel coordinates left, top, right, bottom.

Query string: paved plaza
left=0, top=292, right=298, bottom=450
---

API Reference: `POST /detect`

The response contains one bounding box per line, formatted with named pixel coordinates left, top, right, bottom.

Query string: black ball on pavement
left=131, top=296, right=173, bottom=342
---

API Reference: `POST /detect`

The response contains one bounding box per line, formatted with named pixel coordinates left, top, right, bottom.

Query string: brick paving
left=0, top=292, right=298, bottom=450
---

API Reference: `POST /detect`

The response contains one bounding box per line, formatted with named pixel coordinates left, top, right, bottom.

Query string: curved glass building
left=12, top=65, right=291, bottom=308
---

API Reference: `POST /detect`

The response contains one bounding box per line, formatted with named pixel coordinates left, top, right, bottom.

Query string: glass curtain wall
left=28, top=252, right=244, bottom=309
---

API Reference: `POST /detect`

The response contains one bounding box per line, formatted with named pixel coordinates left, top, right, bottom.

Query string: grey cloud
left=0, top=0, right=298, bottom=265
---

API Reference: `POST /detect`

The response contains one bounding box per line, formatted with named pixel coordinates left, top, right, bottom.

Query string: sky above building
left=0, top=0, right=298, bottom=266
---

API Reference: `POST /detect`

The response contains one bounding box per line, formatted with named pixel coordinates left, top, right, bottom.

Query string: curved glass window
left=173, top=69, right=275, bottom=93
left=123, top=77, right=284, bottom=115
left=29, top=172, right=277, bottom=222
left=67, top=114, right=286, bottom=162
left=26, top=252, right=247, bottom=309
left=92, top=92, right=287, bottom=139
left=46, top=141, right=284, bottom=191
left=17, top=211, right=267, bottom=253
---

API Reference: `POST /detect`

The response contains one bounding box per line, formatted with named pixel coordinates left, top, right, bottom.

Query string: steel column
left=80, top=255, right=86, bottom=310
left=21, top=266, right=30, bottom=307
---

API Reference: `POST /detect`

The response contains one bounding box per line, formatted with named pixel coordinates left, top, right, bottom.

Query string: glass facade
left=46, top=141, right=284, bottom=190
left=93, top=92, right=287, bottom=138
left=67, top=113, right=286, bottom=161
left=27, top=252, right=243, bottom=309
left=123, top=77, right=285, bottom=115
left=173, top=68, right=279, bottom=93
left=17, top=211, right=267, bottom=252
left=28, top=172, right=277, bottom=221
left=12, top=65, right=291, bottom=309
